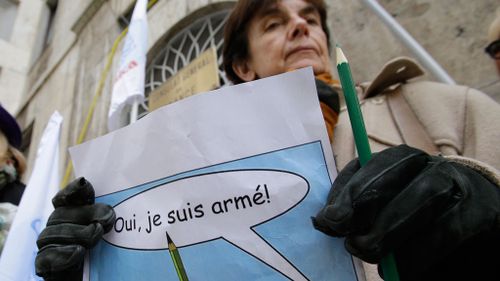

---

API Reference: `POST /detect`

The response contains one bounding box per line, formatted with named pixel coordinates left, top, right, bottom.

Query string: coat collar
left=362, top=57, right=425, bottom=99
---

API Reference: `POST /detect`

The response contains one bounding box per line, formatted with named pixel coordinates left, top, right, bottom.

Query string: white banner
left=0, top=111, right=63, bottom=281
left=108, top=0, right=148, bottom=131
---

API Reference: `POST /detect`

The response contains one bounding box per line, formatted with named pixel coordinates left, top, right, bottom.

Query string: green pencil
left=336, top=45, right=400, bottom=281
left=166, top=232, right=189, bottom=281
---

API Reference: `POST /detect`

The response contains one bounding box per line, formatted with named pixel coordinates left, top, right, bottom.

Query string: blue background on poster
left=90, top=141, right=358, bottom=280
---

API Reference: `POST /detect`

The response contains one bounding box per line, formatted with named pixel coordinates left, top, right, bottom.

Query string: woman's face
left=233, top=0, right=331, bottom=81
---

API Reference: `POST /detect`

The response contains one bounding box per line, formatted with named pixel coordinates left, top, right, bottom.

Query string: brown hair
left=223, top=0, right=331, bottom=84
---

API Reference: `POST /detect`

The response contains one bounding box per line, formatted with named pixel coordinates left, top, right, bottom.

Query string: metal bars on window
left=136, top=9, right=230, bottom=118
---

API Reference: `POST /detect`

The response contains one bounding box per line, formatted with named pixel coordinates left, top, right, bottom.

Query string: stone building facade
left=1, top=0, right=499, bottom=201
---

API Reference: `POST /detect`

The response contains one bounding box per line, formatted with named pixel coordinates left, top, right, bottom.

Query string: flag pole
left=130, top=100, right=139, bottom=123
left=359, top=0, right=455, bottom=85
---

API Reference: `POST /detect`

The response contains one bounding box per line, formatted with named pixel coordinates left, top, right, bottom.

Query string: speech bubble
left=104, top=169, right=310, bottom=280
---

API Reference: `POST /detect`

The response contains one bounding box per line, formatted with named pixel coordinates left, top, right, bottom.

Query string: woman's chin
left=286, top=61, right=327, bottom=74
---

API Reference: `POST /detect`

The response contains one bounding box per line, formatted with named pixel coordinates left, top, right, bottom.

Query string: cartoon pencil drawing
left=166, top=232, right=189, bottom=281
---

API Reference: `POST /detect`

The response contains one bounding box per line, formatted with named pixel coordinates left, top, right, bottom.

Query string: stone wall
left=327, top=0, right=500, bottom=101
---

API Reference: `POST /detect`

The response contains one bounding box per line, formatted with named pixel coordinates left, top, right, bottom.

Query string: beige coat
left=331, top=57, right=500, bottom=281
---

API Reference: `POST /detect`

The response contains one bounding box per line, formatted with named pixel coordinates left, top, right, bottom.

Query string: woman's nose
left=289, top=16, right=309, bottom=39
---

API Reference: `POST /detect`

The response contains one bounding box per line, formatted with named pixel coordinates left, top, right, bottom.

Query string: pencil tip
left=336, top=46, right=348, bottom=65
left=166, top=231, right=173, bottom=243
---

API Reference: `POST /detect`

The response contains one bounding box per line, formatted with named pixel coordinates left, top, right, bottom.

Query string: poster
left=70, top=68, right=359, bottom=280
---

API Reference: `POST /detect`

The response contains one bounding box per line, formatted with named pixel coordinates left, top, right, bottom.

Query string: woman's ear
left=232, top=59, right=256, bottom=82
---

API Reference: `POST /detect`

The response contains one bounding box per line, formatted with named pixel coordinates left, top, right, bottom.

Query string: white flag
left=108, top=0, right=148, bottom=131
left=0, top=111, right=62, bottom=281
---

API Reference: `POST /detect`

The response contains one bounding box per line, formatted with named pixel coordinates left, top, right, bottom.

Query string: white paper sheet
left=70, top=67, right=359, bottom=281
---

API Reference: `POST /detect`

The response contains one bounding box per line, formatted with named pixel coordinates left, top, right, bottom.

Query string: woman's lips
left=286, top=46, right=317, bottom=59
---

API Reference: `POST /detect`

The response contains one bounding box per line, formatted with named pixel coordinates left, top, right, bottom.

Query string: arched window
left=137, top=8, right=231, bottom=117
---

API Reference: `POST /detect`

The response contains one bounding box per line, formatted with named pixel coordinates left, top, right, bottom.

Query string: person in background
left=486, top=10, right=500, bottom=75
left=35, top=1, right=500, bottom=280
left=0, top=104, right=26, bottom=253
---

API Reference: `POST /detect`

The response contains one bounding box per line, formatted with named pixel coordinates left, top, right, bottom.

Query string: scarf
left=316, top=72, right=340, bottom=143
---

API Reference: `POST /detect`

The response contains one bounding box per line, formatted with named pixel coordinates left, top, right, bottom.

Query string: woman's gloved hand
left=313, top=145, right=500, bottom=280
left=35, top=177, right=115, bottom=281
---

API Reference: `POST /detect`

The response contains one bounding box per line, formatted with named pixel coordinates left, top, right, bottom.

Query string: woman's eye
left=306, top=17, right=319, bottom=25
left=265, top=20, right=282, bottom=31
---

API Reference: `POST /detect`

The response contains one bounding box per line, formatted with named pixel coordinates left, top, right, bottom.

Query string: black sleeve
left=0, top=180, right=26, bottom=205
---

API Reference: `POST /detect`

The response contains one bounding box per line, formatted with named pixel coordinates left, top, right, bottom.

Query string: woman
left=223, top=1, right=500, bottom=280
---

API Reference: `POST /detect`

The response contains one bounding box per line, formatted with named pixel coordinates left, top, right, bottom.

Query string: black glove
left=35, top=177, right=115, bottom=281
left=313, top=145, right=500, bottom=281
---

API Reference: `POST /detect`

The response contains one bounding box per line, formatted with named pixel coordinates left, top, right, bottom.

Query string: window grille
left=137, top=9, right=231, bottom=118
